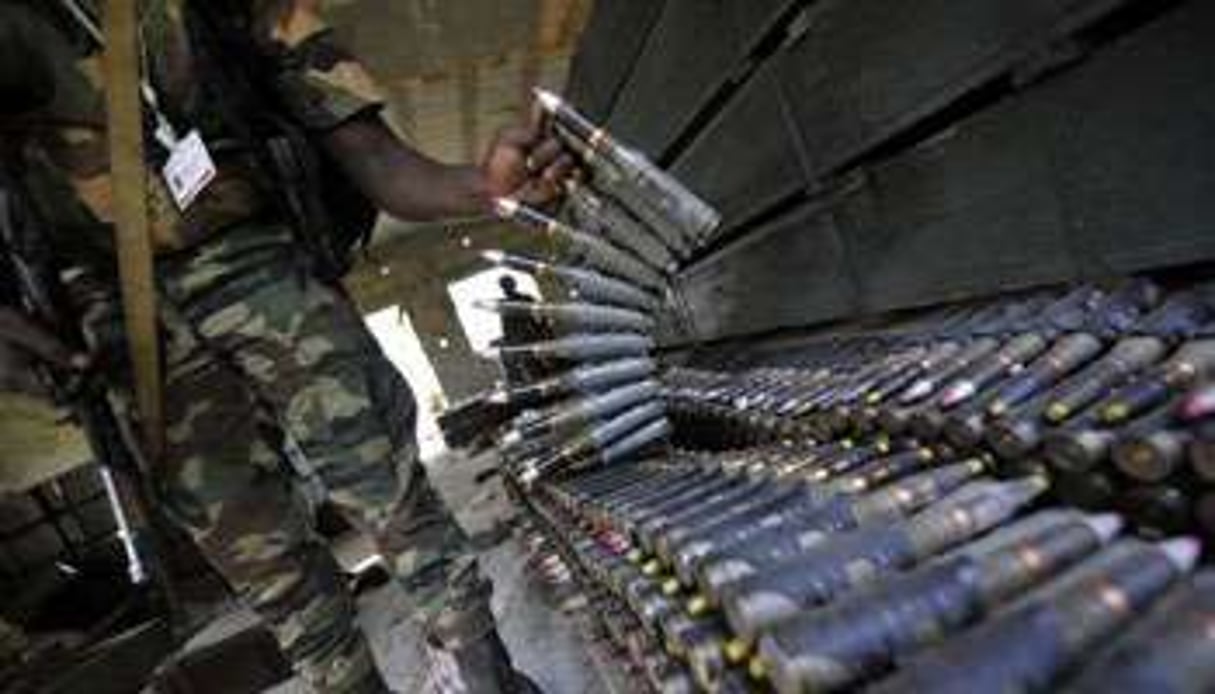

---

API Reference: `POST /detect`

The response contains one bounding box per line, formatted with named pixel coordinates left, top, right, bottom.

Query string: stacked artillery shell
left=1041, top=338, right=1215, bottom=476
left=716, top=476, right=1050, bottom=646
left=693, top=461, right=990, bottom=597
left=493, top=370, right=670, bottom=483
left=483, top=250, right=661, bottom=313
left=484, top=91, right=727, bottom=489
left=565, top=179, right=681, bottom=274
left=756, top=509, right=1123, bottom=693
left=495, top=258, right=1215, bottom=688
left=534, top=88, right=721, bottom=254
left=870, top=536, right=1201, bottom=693
left=493, top=197, right=666, bottom=291
left=1067, top=570, right=1215, bottom=694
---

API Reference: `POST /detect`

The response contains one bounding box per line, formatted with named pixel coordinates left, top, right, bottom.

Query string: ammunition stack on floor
left=527, top=439, right=1205, bottom=692
left=481, top=90, right=729, bottom=687
left=485, top=91, right=1215, bottom=692
left=663, top=281, right=1215, bottom=544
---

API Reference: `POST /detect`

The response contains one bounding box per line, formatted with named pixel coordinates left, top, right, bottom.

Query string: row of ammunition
left=479, top=91, right=721, bottom=484
left=477, top=91, right=733, bottom=689
left=514, top=280, right=1215, bottom=692
left=666, top=282, right=1215, bottom=540
left=528, top=440, right=1208, bottom=692
left=478, top=92, right=1215, bottom=692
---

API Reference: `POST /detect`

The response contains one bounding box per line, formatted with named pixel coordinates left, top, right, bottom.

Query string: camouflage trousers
left=142, top=221, right=491, bottom=692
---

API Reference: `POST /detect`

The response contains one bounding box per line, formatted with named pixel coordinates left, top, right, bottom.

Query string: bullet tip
left=1083, top=513, right=1124, bottom=542
left=493, top=197, right=520, bottom=218
left=533, top=87, right=562, bottom=112
left=1020, top=474, right=1052, bottom=497
left=519, top=465, right=540, bottom=485
left=1159, top=537, right=1202, bottom=572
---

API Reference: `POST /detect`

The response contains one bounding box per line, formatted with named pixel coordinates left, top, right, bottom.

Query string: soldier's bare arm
left=269, top=0, right=574, bottom=221
left=319, top=114, right=573, bottom=221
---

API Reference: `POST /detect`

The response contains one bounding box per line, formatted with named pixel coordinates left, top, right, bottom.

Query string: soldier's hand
left=481, top=107, right=578, bottom=206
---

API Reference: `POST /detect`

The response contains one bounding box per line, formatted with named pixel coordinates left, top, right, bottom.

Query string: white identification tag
left=161, top=130, right=216, bottom=211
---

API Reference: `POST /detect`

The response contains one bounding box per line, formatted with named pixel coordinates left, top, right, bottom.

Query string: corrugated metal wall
left=564, top=0, right=1215, bottom=345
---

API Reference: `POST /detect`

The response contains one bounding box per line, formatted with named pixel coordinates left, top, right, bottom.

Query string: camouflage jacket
left=0, top=0, right=386, bottom=258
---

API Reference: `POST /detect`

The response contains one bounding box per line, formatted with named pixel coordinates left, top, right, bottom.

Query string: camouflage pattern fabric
left=158, top=302, right=385, bottom=693
left=150, top=221, right=494, bottom=692
left=7, top=0, right=386, bottom=255
left=61, top=220, right=494, bottom=692
left=6, top=4, right=501, bottom=690
left=66, top=265, right=376, bottom=693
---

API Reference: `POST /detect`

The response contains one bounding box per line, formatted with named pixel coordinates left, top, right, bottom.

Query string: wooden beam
left=103, top=0, right=163, bottom=460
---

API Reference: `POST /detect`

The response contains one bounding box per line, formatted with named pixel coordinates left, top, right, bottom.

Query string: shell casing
left=659, top=612, right=729, bottom=661
left=515, top=381, right=661, bottom=441
left=1045, top=401, right=1178, bottom=474
left=619, top=475, right=752, bottom=534
left=694, top=462, right=988, bottom=598
left=967, top=333, right=1106, bottom=438
left=554, top=122, right=696, bottom=259
left=546, top=109, right=719, bottom=249
left=937, top=333, right=1051, bottom=410
left=550, top=265, right=661, bottom=311
left=497, top=358, right=656, bottom=406
left=597, top=468, right=715, bottom=519
left=497, top=333, right=654, bottom=363
left=1189, top=421, right=1215, bottom=483
left=871, top=538, right=1196, bottom=694
left=566, top=180, right=683, bottom=268
left=894, top=337, right=1003, bottom=407
left=1113, top=429, right=1191, bottom=483
left=592, top=419, right=671, bottom=469
left=559, top=463, right=686, bottom=508
left=485, top=300, right=656, bottom=335
left=1041, top=336, right=1169, bottom=423
left=1098, top=339, right=1215, bottom=425
left=866, top=341, right=965, bottom=404
left=758, top=509, right=1115, bottom=694
left=525, top=401, right=667, bottom=479
left=1068, top=571, right=1215, bottom=694
left=642, top=479, right=780, bottom=557
left=497, top=198, right=668, bottom=289
left=486, top=251, right=662, bottom=310
left=717, top=477, right=1046, bottom=643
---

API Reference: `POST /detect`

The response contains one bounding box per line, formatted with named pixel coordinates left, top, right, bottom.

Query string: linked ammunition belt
left=485, top=92, right=1215, bottom=693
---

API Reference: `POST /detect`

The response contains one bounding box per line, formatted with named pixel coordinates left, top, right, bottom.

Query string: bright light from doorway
left=365, top=307, right=449, bottom=462
left=448, top=268, right=542, bottom=356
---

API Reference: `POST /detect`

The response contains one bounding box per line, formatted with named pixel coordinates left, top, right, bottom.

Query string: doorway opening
left=447, top=267, right=542, bottom=358
left=365, top=306, right=448, bottom=462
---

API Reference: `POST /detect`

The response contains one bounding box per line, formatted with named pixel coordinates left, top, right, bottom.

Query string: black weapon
left=0, top=160, right=174, bottom=612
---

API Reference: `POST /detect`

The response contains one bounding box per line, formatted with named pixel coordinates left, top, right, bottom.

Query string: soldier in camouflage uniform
left=0, top=2, right=572, bottom=692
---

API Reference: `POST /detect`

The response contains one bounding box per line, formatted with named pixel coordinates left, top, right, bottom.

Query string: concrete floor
left=182, top=449, right=633, bottom=694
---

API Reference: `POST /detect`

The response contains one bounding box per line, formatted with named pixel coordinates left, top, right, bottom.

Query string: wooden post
left=102, top=0, right=164, bottom=461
